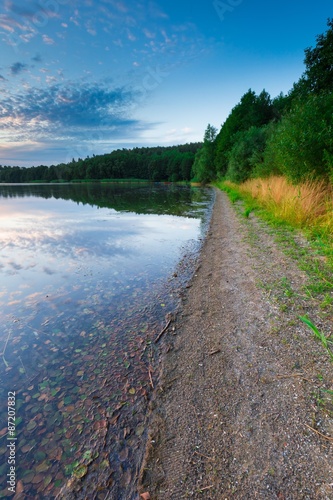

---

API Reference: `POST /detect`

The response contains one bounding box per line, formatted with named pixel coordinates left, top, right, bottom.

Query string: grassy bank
left=216, top=175, right=333, bottom=291
left=216, top=176, right=333, bottom=363
left=216, top=175, right=333, bottom=296
left=216, top=176, right=333, bottom=249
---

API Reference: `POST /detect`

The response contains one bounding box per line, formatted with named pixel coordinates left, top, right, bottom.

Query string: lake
left=0, top=183, right=214, bottom=499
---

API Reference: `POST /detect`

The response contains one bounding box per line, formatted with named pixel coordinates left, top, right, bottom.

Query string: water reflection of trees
left=0, top=183, right=212, bottom=217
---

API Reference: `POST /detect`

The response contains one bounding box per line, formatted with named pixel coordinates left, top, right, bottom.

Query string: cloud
left=0, top=1, right=59, bottom=47
left=5, top=2, right=39, bottom=18
left=9, top=260, right=23, bottom=271
left=92, top=0, right=210, bottom=67
left=143, top=28, right=155, bottom=39
left=0, top=81, right=142, bottom=140
left=0, top=16, right=14, bottom=32
left=5, top=1, right=59, bottom=21
left=42, top=34, right=55, bottom=45
left=70, top=9, right=80, bottom=26
left=32, top=53, right=42, bottom=63
left=0, top=77, right=154, bottom=165
left=45, top=75, right=58, bottom=84
left=127, top=30, right=136, bottom=41
left=43, top=266, right=56, bottom=275
left=0, top=14, right=29, bottom=34
left=0, top=75, right=6, bottom=81
left=10, top=62, right=28, bottom=75
left=101, top=0, right=128, bottom=14
left=85, top=20, right=96, bottom=36
left=148, top=2, right=169, bottom=19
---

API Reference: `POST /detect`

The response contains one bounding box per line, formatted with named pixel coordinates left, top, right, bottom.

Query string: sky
left=0, top=0, right=332, bottom=167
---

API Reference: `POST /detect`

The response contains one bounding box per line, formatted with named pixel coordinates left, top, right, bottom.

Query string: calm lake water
left=0, top=183, right=213, bottom=499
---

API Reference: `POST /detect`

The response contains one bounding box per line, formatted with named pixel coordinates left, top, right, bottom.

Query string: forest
left=192, top=18, right=333, bottom=185
left=0, top=143, right=201, bottom=183
left=1, top=19, right=332, bottom=186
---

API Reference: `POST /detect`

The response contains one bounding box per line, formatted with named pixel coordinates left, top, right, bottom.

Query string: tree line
left=1, top=19, right=332, bottom=186
left=0, top=143, right=201, bottom=183
left=193, top=18, right=333, bottom=184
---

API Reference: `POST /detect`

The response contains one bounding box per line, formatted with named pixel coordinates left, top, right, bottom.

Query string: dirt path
left=140, top=189, right=333, bottom=499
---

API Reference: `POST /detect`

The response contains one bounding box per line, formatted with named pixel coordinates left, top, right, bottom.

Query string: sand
left=139, top=188, right=333, bottom=499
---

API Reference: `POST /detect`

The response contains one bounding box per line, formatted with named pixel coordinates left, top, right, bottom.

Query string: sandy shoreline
left=139, top=188, right=333, bottom=499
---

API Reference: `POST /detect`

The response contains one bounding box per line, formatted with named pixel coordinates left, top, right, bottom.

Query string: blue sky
left=0, top=0, right=331, bottom=166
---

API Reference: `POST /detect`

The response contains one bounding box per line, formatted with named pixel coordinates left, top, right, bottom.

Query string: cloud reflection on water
left=0, top=190, right=201, bottom=324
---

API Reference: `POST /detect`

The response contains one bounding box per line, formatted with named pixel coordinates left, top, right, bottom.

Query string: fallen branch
left=276, top=373, right=311, bottom=383
left=209, top=348, right=221, bottom=356
left=304, top=423, right=333, bottom=442
left=154, top=320, right=171, bottom=344
left=199, top=485, right=214, bottom=491
left=194, top=450, right=214, bottom=461
left=148, top=367, right=154, bottom=389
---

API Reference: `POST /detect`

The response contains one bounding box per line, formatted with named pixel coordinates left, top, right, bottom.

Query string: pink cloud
left=42, top=34, right=55, bottom=45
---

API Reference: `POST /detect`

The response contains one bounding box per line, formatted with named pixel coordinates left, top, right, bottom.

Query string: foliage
left=0, top=143, right=202, bottom=183
left=299, top=316, right=333, bottom=361
left=225, top=125, right=269, bottom=183
left=271, top=92, right=295, bottom=117
left=290, top=18, right=333, bottom=100
left=261, top=94, right=333, bottom=182
left=211, top=19, right=333, bottom=185
left=214, top=180, right=242, bottom=204
left=304, top=18, right=333, bottom=94
left=191, top=124, right=217, bottom=183
left=217, top=177, right=333, bottom=305
left=214, top=89, right=275, bottom=177
left=238, top=176, right=333, bottom=239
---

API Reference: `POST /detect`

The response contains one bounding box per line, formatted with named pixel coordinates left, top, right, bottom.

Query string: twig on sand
left=154, top=320, right=171, bottom=344
left=209, top=348, right=221, bottom=356
left=199, top=485, right=214, bottom=491
left=304, top=423, right=333, bottom=442
left=194, top=450, right=214, bottom=461
left=276, top=373, right=311, bottom=383
left=148, top=367, right=154, bottom=389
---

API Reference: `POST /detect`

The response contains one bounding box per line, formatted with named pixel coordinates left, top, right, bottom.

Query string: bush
left=226, top=126, right=269, bottom=183
left=261, top=94, right=333, bottom=183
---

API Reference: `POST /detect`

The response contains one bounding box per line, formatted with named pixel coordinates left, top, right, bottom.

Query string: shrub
left=261, top=94, right=333, bottom=183
left=226, top=126, right=269, bottom=183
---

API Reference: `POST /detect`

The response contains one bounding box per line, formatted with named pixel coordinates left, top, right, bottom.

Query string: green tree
left=0, top=143, right=201, bottom=183
left=214, top=89, right=274, bottom=177
left=271, top=92, right=294, bottom=117
left=289, top=18, right=333, bottom=100
left=304, top=18, right=333, bottom=94
left=204, top=123, right=218, bottom=143
left=262, top=93, right=333, bottom=182
left=226, top=126, right=269, bottom=183
left=191, top=124, right=217, bottom=182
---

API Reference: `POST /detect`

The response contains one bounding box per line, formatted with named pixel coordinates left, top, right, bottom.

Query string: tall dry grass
left=238, top=176, right=333, bottom=238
